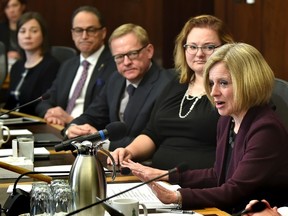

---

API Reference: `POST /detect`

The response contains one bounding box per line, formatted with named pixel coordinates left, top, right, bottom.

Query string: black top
left=0, top=21, right=18, bottom=51
left=143, top=77, right=219, bottom=170
left=4, top=53, right=60, bottom=115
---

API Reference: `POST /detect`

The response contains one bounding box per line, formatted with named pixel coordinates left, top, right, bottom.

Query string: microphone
left=55, top=121, right=127, bottom=152
left=66, top=163, right=189, bottom=216
left=0, top=93, right=50, bottom=118
left=232, top=201, right=267, bottom=216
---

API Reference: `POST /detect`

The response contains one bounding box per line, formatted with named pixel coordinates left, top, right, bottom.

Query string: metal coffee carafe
left=69, top=140, right=116, bottom=215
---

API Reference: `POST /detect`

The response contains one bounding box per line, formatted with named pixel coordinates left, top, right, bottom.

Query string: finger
left=260, top=200, right=271, bottom=208
left=118, top=149, right=127, bottom=164
left=109, top=150, right=120, bottom=165
left=246, top=200, right=259, bottom=209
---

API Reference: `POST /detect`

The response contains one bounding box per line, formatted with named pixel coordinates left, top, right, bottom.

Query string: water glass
left=30, top=182, right=53, bottom=216
left=51, top=179, right=72, bottom=215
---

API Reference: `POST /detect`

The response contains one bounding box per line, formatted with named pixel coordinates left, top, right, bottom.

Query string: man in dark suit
left=35, top=6, right=116, bottom=126
left=64, top=23, right=174, bottom=150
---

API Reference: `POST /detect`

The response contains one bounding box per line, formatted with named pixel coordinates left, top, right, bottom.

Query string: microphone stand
left=0, top=93, right=50, bottom=118
left=66, top=166, right=183, bottom=216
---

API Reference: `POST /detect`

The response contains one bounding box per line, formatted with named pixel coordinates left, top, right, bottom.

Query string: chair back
left=51, top=46, right=77, bottom=63
left=0, top=41, right=8, bottom=88
left=271, top=78, right=288, bottom=130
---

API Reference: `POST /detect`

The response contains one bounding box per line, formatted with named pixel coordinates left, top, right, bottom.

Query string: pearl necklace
left=179, top=90, right=203, bottom=118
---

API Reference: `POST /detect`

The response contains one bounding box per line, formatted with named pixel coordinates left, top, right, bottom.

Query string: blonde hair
left=108, top=23, right=150, bottom=47
left=174, top=15, right=234, bottom=84
left=203, top=43, right=275, bottom=112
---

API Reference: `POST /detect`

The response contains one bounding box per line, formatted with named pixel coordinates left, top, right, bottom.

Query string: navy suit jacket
left=36, top=45, right=116, bottom=117
left=69, top=62, right=175, bottom=150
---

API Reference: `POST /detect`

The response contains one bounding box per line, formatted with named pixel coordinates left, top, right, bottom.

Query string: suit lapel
left=217, top=117, right=232, bottom=185
left=62, top=58, right=80, bottom=107
left=111, top=78, right=126, bottom=121
left=124, top=64, right=159, bottom=129
left=85, top=46, right=112, bottom=108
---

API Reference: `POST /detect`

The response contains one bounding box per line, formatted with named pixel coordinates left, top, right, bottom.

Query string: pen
left=156, top=208, right=195, bottom=214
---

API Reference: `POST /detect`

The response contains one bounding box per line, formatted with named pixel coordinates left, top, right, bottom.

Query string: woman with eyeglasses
left=108, top=15, right=234, bottom=170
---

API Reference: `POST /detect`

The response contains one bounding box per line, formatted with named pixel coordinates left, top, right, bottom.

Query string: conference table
left=0, top=110, right=230, bottom=216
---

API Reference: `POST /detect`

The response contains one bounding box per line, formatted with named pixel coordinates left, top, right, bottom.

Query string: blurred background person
left=0, top=0, right=27, bottom=69
left=4, top=11, right=59, bottom=115
left=35, top=5, right=116, bottom=126
left=109, top=15, right=234, bottom=169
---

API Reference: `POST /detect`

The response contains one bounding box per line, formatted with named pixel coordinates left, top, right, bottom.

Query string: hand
left=149, top=181, right=178, bottom=204
left=66, top=124, right=97, bottom=138
left=245, top=200, right=280, bottom=216
left=107, top=148, right=133, bottom=165
left=44, top=107, right=73, bottom=125
left=7, top=51, right=21, bottom=60
left=121, top=159, right=168, bottom=182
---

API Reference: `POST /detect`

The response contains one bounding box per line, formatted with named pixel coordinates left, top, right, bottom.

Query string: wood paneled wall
left=25, top=0, right=214, bottom=69
left=3, top=0, right=287, bottom=80
left=215, top=0, right=288, bottom=81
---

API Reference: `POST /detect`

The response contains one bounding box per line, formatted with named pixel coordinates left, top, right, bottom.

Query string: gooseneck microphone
left=232, top=201, right=267, bottom=216
left=66, top=163, right=189, bottom=216
left=55, top=121, right=127, bottom=152
left=0, top=93, right=50, bottom=118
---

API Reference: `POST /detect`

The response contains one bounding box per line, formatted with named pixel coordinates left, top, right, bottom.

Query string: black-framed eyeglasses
left=71, top=26, right=103, bottom=37
left=113, top=44, right=149, bottom=64
left=183, top=44, right=221, bottom=55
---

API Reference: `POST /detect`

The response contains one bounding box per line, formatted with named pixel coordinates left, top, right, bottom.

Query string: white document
left=104, top=213, right=199, bottom=216
left=34, top=165, right=109, bottom=176
left=7, top=184, right=32, bottom=193
left=3, top=129, right=32, bottom=136
left=34, top=165, right=72, bottom=176
left=107, top=182, right=180, bottom=209
left=0, top=147, right=50, bottom=157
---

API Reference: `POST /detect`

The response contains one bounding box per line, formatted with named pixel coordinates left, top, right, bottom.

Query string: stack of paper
left=107, top=182, right=180, bottom=209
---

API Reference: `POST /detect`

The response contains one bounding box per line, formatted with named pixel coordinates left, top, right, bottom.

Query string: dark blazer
left=36, top=45, right=116, bottom=117
left=69, top=62, right=175, bottom=150
left=0, top=21, right=17, bottom=52
left=0, top=22, right=10, bottom=51
left=4, top=53, right=60, bottom=115
left=169, top=105, right=288, bottom=213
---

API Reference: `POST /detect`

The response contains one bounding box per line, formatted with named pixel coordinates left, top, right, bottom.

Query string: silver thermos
left=69, top=141, right=116, bottom=215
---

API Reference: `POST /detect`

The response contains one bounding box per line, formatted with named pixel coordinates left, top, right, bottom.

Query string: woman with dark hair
left=4, top=11, right=60, bottom=115
left=0, top=0, right=27, bottom=65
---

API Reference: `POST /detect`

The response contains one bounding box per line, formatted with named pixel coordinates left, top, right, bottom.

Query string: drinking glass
left=51, top=179, right=72, bottom=215
left=30, top=182, right=53, bottom=216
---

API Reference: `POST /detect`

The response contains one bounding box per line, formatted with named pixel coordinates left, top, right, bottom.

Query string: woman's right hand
left=107, top=148, right=133, bottom=165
